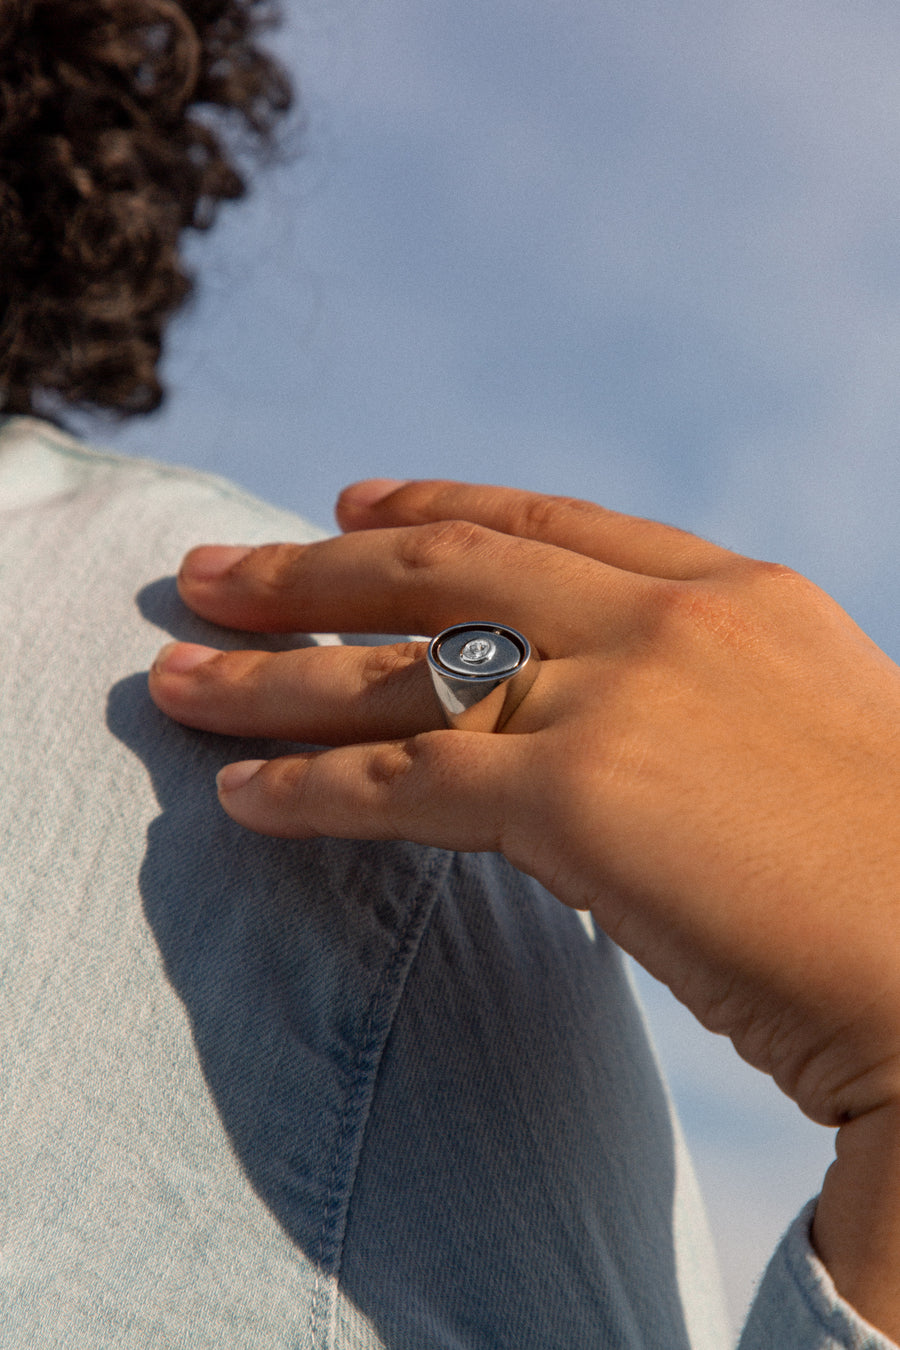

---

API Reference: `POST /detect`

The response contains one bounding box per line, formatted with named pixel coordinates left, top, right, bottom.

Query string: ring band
left=427, top=622, right=540, bottom=732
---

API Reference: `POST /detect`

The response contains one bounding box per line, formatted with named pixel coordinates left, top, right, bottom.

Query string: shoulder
left=0, top=416, right=326, bottom=547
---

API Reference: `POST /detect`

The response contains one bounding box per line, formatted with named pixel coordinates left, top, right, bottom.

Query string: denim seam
left=306, top=847, right=452, bottom=1350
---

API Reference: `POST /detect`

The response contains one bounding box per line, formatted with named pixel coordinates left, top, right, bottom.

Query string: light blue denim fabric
left=738, top=1202, right=896, bottom=1350
left=0, top=417, right=890, bottom=1349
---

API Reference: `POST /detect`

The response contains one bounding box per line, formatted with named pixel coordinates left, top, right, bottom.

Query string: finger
left=336, top=479, right=735, bottom=580
left=176, top=524, right=643, bottom=656
left=149, top=639, right=444, bottom=742
left=214, top=733, right=523, bottom=851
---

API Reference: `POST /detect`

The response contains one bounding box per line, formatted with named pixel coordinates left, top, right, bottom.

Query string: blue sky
left=82, top=0, right=900, bottom=1328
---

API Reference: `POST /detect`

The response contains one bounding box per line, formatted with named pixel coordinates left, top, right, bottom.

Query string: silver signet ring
left=427, top=622, right=540, bottom=732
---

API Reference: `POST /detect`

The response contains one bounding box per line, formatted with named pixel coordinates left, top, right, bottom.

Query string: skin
left=149, top=478, right=900, bottom=1339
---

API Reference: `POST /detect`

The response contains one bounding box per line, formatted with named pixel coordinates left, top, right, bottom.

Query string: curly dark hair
left=0, top=0, right=294, bottom=416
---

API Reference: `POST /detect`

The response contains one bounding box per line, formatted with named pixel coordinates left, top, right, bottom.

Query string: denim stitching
left=305, top=847, right=450, bottom=1349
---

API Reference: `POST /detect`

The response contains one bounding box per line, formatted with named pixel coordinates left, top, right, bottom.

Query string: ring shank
left=427, top=623, right=540, bottom=732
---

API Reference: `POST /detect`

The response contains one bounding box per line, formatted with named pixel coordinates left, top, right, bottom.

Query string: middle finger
left=177, top=522, right=646, bottom=657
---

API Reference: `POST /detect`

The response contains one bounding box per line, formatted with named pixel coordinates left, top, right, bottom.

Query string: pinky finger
left=215, top=734, right=519, bottom=852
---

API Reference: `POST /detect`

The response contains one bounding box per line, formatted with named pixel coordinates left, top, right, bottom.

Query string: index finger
left=336, top=480, right=736, bottom=580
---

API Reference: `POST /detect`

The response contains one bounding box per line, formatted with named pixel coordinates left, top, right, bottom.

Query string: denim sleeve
left=0, top=417, right=735, bottom=1350
left=739, top=1200, right=898, bottom=1350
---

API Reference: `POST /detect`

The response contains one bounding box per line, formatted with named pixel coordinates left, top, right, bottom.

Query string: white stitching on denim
left=305, top=848, right=448, bottom=1349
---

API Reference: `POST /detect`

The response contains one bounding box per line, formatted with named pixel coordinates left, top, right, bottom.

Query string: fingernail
left=153, top=642, right=220, bottom=675
left=217, top=760, right=267, bottom=793
left=181, top=545, right=254, bottom=583
left=337, top=478, right=408, bottom=525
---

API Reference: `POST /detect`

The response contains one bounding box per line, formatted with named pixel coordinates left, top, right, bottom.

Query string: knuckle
left=356, top=644, right=420, bottom=695
left=364, top=740, right=418, bottom=792
left=396, top=519, right=489, bottom=573
left=648, top=563, right=826, bottom=654
left=645, top=578, right=700, bottom=624
left=644, top=578, right=749, bottom=648
left=227, top=649, right=271, bottom=691
left=739, top=557, right=814, bottom=595
left=392, top=479, right=454, bottom=518
left=274, top=757, right=319, bottom=831
left=192, top=648, right=265, bottom=697
left=515, top=492, right=599, bottom=539
left=250, top=542, right=307, bottom=599
left=727, top=558, right=830, bottom=623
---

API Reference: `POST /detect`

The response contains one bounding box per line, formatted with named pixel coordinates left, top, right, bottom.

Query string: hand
left=149, top=480, right=900, bottom=1331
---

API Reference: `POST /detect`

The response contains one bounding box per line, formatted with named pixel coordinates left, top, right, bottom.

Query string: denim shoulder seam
left=307, top=846, right=453, bottom=1347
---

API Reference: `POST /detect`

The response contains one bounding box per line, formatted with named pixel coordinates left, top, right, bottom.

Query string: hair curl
left=0, top=0, right=294, bottom=416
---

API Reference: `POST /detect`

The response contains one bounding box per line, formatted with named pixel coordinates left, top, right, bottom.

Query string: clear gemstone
left=459, top=637, right=496, bottom=665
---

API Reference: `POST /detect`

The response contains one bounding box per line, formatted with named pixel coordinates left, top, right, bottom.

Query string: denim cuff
left=739, top=1199, right=898, bottom=1350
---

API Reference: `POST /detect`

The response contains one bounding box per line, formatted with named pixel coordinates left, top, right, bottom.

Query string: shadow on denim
left=104, top=576, right=696, bottom=1349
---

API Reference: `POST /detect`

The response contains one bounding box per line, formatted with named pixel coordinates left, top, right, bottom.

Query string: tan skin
left=149, top=479, right=900, bottom=1340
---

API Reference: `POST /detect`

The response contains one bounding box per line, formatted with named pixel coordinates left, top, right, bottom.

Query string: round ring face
left=426, top=623, right=538, bottom=732
left=432, top=626, right=525, bottom=678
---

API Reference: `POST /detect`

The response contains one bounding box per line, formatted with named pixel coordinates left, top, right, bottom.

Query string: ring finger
left=149, top=639, right=443, bottom=743
left=150, top=633, right=567, bottom=743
